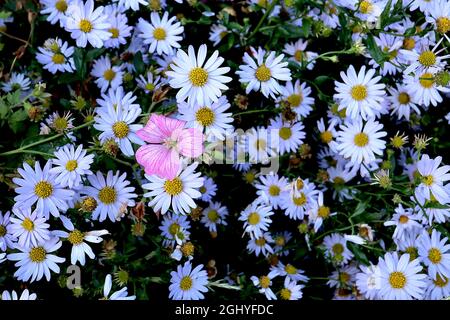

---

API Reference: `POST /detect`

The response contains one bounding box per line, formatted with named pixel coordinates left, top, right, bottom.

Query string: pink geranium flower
left=135, top=114, right=204, bottom=180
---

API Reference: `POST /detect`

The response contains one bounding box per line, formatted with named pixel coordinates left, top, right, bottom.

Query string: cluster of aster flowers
left=2, top=0, right=450, bottom=302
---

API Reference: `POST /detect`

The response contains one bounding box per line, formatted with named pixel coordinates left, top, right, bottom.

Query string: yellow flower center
left=321, top=131, right=333, bottom=143
left=164, top=178, right=183, bottom=196
left=248, top=212, right=260, bottom=225
left=65, top=160, right=78, bottom=172
left=199, top=186, right=207, bottom=194
left=422, top=174, right=434, bottom=186
left=79, top=19, right=93, bottom=33
left=318, top=206, right=330, bottom=218
left=280, top=288, right=291, bottom=300
left=149, top=0, right=162, bottom=10
left=285, top=264, right=297, bottom=274
left=268, top=185, right=280, bottom=196
left=195, top=107, right=215, bottom=127
left=294, top=50, right=303, bottom=62
left=34, top=180, right=53, bottom=198
left=103, top=69, right=116, bottom=82
left=0, top=225, right=6, bottom=237
left=399, top=215, right=409, bottom=224
left=402, top=38, right=415, bottom=50
left=68, top=230, right=84, bottom=245
left=259, top=275, right=270, bottom=288
left=434, top=275, right=449, bottom=288
left=207, top=210, right=219, bottom=222
left=255, top=64, right=271, bottom=82
left=29, top=247, right=46, bottom=262
left=98, top=186, right=117, bottom=204
left=350, top=84, right=368, bottom=101
left=21, top=218, right=35, bottom=232
left=436, top=17, right=450, bottom=34
left=292, top=193, right=307, bottom=206
left=419, top=72, right=434, bottom=88
left=189, top=67, right=208, bottom=87
left=334, top=176, right=345, bottom=186
left=332, top=243, right=344, bottom=255
left=397, top=92, right=410, bottom=105
left=82, top=197, right=98, bottom=212
left=255, top=237, right=266, bottom=246
left=359, top=0, right=373, bottom=14
left=354, top=132, right=369, bottom=147
left=244, top=172, right=256, bottom=184
left=418, top=51, right=436, bottom=67
left=112, top=121, right=129, bottom=139
left=339, top=272, right=350, bottom=283
left=287, top=93, right=303, bottom=107
left=109, top=28, right=119, bottom=39
left=428, top=247, right=442, bottom=264
left=405, top=246, right=418, bottom=261
left=180, top=276, right=193, bottom=291
left=279, top=127, right=292, bottom=140
left=389, top=271, right=406, bottom=289
left=275, top=236, right=285, bottom=247
left=52, top=53, right=65, bottom=64
left=54, top=117, right=68, bottom=130
left=169, top=223, right=180, bottom=236
left=55, top=0, right=68, bottom=12
left=153, top=27, right=166, bottom=40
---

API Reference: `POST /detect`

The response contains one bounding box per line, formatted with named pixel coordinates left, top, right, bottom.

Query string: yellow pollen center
left=153, top=27, right=166, bottom=40
left=180, top=276, right=193, bottom=291
left=318, top=206, right=330, bottom=218
left=294, top=50, right=303, bottom=62
left=65, top=160, right=78, bottom=172
left=351, top=85, right=368, bottom=101
left=109, top=28, right=119, bottom=38
left=275, top=236, right=285, bottom=247
left=52, top=53, right=65, bottom=64
left=164, top=178, right=183, bottom=196
left=418, top=51, right=436, bottom=67
left=0, top=225, right=6, bottom=237
left=285, top=264, right=297, bottom=274
left=199, top=186, right=207, bottom=194
left=399, top=215, right=409, bottom=224
left=339, top=272, right=350, bottom=283
left=402, top=38, right=416, bottom=50
left=248, top=212, right=260, bottom=225
left=334, top=176, right=345, bottom=186
left=68, top=230, right=84, bottom=245
left=359, top=0, right=373, bottom=14
left=280, top=288, right=291, bottom=300
left=321, top=131, right=333, bottom=143
left=255, top=237, right=266, bottom=246
left=195, top=107, right=215, bottom=127
left=287, top=93, right=303, bottom=107
left=112, top=121, right=129, bottom=138
left=354, top=132, right=369, bottom=147
left=34, top=181, right=53, bottom=198
left=98, top=186, right=117, bottom=204
left=332, top=243, right=344, bottom=255
left=436, top=17, right=450, bottom=34
left=422, top=174, right=434, bottom=186
left=398, top=92, right=410, bottom=105
left=259, top=276, right=270, bottom=288
left=79, top=19, right=93, bottom=33
left=245, top=172, right=256, bottom=183
left=293, top=193, right=307, bottom=206
left=21, top=218, right=35, bottom=232
left=189, top=67, right=208, bottom=87
left=207, top=210, right=219, bottom=222
left=279, top=127, right=292, bottom=140
left=255, top=64, right=271, bottom=82
left=169, top=223, right=180, bottom=236
left=103, top=69, right=116, bottom=82
left=55, top=0, right=68, bottom=12
left=389, top=271, right=406, bottom=289
left=428, top=248, right=442, bottom=264
left=54, top=117, right=68, bottom=130
left=268, top=185, right=280, bottom=196
left=29, top=247, right=46, bottom=262
left=405, top=246, right=418, bottom=261
left=434, top=275, right=449, bottom=287
left=149, top=0, right=162, bottom=10
left=419, top=73, right=434, bottom=88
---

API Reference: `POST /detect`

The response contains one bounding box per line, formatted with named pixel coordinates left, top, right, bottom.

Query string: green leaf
left=0, top=99, right=8, bottom=119
left=379, top=0, right=392, bottom=29
left=73, top=48, right=86, bottom=79
left=6, top=90, right=21, bottom=106
left=351, top=201, right=367, bottom=218
left=8, top=109, right=28, bottom=133
left=348, top=242, right=370, bottom=265
left=85, top=48, right=105, bottom=62
left=366, top=34, right=385, bottom=67
left=133, top=51, right=145, bottom=75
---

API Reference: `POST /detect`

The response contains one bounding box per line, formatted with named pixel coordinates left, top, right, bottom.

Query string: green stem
left=0, top=120, right=94, bottom=157
left=233, top=109, right=275, bottom=117
left=247, top=0, right=279, bottom=41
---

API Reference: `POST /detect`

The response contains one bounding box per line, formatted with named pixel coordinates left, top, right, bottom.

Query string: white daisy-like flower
left=239, top=202, right=274, bottom=239
left=415, top=154, right=450, bottom=205
left=115, top=0, right=148, bottom=11
left=409, top=0, right=435, bottom=13
left=251, top=270, right=279, bottom=300
left=143, top=162, right=204, bottom=215
left=327, top=264, right=359, bottom=289
left=271, top=261, right=309, bottom=283
left=308, top=191, right=336, bottom=232
left=8, top=237, right=65, bottom=282
left=401, top=39, right=449, bottom=75
left=159, top=213, right=191, bottom=248
left=91, top=56, right=124, bottom=93
left=418, top=229, right=450, bottom=280
left=94, top=102, right=143, bottom=157
left=199, top=177, right=217, bottom=202
left=178, top=95, right=233, bottom=141
left=283, top=39, right=318, bottom=70
left=281, top=178, right=318, bottom=220
left=13, top=161, right=74, bottom=219
left=268, top=116, right=305, bottom=155
left=136, top=71, right=162, bottom=94
left=368, top=33, right=403, bottom=76
left=404, top=71, right=450, bottom=107
left=103, top=5, right=133, bottom=49
left=0, top=210, right=14, bottom=251
left=209, top=24, right=228, bottom=46
left=83, top=171, right=137, bottom=222
left=425, top=1, right=450, bottom=34
left=355, top=264, right=381, bottom=300
left=237, top=47, right=291, bottom=99
left=1, top=289, right=37, bottom=300
left=1, top=72, right=31, bottom=93
left=103, top=274, right=136, bottom=300
left=323, top=233, right=354, bottom=265
left=317, top=118, right=338, bottom=151
left=169, top=261, right=208, bottom=300
left=53, top=215, right=108, bottom=266
left=334, top=65, right=386, bottom=120
left=36, top=38, right=75, bottom=74
left=254, top=173, right=289, bottom=209
left=246, top=127, right=278, bottom=164
left=387, top=84, right=420, bottom=121
left=137, top=12, right=184, bottom=55
left=336, top=118, right=387, bottom=165
left=377, top=252, right=427, bottom=300
left=279, top=277, right=304, bottom=300
left=247, top=232, right=274, bottom=257
left=65, top=0, right=111, bottom=48
left=167, top=44, right=232, bottom=107
left=9, top=207, right=50, bottom=249
left=96, top=86, right=140, bottom=112
left=50, top=144, right=94, bottom=188
left=384, top=204, right=422, bottom=241
left=200, top=202, right=228, bottom=233
left=40, top=0, right=73, bottom=26
left=425, top=274, right=450, bottom=300
left=278, top=80, right=314, bottom=119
